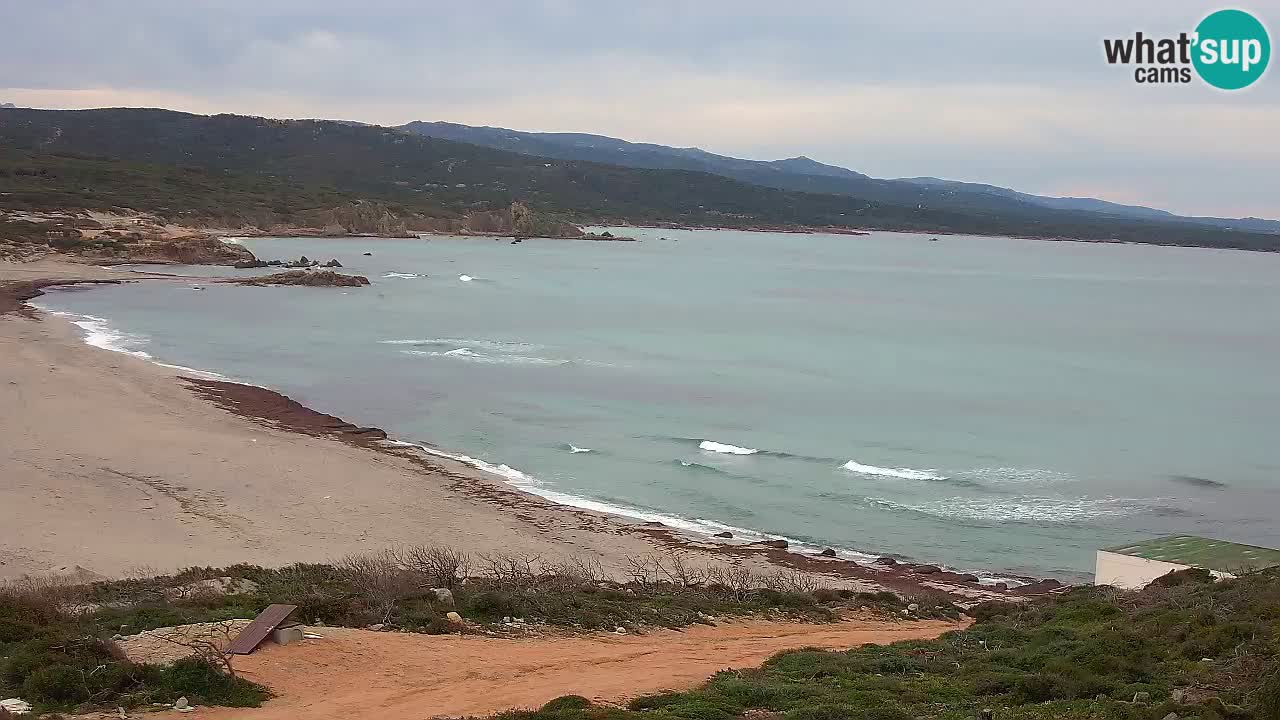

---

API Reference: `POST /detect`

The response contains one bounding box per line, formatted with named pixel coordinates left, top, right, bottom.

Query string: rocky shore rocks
left=228, top=270, right=370, bottom=287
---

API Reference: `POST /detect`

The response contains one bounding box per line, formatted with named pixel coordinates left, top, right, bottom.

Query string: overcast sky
left=3, top=1, right=1276, bottom=218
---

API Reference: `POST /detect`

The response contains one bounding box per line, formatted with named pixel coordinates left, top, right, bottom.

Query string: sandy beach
left=0, top=256, right=1021, bottom=601
left=1, top=262, right=679, bottom=579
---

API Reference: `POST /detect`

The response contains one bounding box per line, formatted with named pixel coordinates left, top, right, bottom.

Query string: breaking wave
left=869, top=495, right=1143, bottom=524
left=699, top=440, right=758, bottom=455
left=37, top=308, right=231, bottom=381
left=566, top=444, right=593, bottom=454
left=380, top=338, right=544, bottom=352
left=42, top=310, right=153, bottom=360
left=384, top=440, right=882, bottom=562
left=381, top=272, right=425, bottom=279
left=842, top=460, right=946, bottom=481
left=401, top=348, right=560, bottom=366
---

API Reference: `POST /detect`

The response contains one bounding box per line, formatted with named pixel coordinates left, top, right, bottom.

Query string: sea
left=32, top=228, right=1280, bottom=583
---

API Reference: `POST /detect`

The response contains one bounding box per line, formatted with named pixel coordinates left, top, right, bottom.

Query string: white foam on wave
left=401, top=348, right=560, bottom=366
left=380, top=338, right=543, bottom=352
left=699, top=440, right=759, bottom=455
left=42, top=310, right=153, bottom=360
left=382, top=272, right=424, bottom=279
left=37, top=307, right=233, bottom=381
left=961, top=467, right=1076, bottom=486
left=569, top=444, right=592, bottom=454
left=383, top=439, right=881, bottom=562
left=842, top=459, right=945, bottom=481
left=458, top=274, right=474, bottom=282
left=871, top=495, right=1139, bottom=523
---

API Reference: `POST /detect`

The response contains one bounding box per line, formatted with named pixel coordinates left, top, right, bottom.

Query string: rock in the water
left=228, top=270, right=371, bottom=287
left=446, top=611, right=463, bottom=624
left=713, top=531, right=733, bottom=538
left=956, top=573, right=980, bottom=583
left=819, top=547, right=837, bottom=557
left=874, top=556, right=898, bottom=566
left=913, top=565, right=941, bottom=575
left=758, top=539, right=788, bottom=549
left=234, top=259, right=269, bottom=269
left=321, top=258, right=342, bottom=267
left=362, top=252, right=373, bottom=256
left=432, top=588, right=455, bottom=606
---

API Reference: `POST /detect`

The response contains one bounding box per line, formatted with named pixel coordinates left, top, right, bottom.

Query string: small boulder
left=907, top=603, right=920, bottom=613
left=174, top=697, right=190, bottom=710
left=615, top=626, right=626, bottom=634
left=713, top=531, right=733, bottom=538
left=1162, top=714, right=1179, bottom=720
left=366, top=623, right=385, bottom=632
left=1132, top=691, right=1150, bottom=704
left=819, top=548, right=837, bottom=557
left=758, top=539, right=788, bottom=549
left=1170, top=689, right=1185, bottom=703
left=874, top=556, right=898, bottom=566
left=321, top=258, right=343, bottom=268
left=446, top=611, right=463, bottom=624
left=432, top=588, right=455, bottom=606
left=913, top=565, right=941, bottom=575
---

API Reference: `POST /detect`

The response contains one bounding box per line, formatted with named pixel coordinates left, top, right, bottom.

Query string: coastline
left=1, top=257, right=1042, bottom=602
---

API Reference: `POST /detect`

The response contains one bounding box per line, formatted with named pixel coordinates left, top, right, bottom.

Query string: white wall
left=1094, top=551, right=1190, bottom=589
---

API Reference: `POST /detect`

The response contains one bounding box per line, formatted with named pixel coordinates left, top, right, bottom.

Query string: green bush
left=161, top=658, right=268, bottom=707
left=542, top=695, right=592, bottom=711
left=22, top=664, right=89, bottom=705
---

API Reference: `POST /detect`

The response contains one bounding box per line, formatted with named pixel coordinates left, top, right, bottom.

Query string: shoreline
left=1, top=258, right=1048, bottom=602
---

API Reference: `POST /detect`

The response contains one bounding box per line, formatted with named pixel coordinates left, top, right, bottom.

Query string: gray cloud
left=2, top=0, right=1276, bottom=217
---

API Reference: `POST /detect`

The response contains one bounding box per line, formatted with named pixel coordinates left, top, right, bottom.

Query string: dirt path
left=167, top=618, right=961, bottom=719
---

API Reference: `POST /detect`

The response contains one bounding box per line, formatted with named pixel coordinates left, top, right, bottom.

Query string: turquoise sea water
left=35, top=228, right=1280, bottom=581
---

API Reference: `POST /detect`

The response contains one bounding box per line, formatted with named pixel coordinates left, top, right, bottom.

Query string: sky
left=2, top=1, right=1277, bottom=218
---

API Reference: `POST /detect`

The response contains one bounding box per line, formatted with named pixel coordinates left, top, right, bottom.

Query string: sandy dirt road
left=166, top=618, right=961, bottom=719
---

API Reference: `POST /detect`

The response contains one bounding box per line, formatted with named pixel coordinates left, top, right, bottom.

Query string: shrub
left=970, top=600, right=1018, bottom=623
left=22, top=664, right=89, bottom=705
left=1151, top=567, right=1214, bottom=588
left=541, top=695, right=592, bottom=711
left=162, top=658, right=268, bottom=707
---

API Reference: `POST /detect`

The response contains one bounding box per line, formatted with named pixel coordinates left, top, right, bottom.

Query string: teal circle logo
left=1192, top=9, right=1270, bottom=89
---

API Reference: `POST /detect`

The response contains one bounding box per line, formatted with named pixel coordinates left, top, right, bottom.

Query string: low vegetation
left=0, top=547, right=953, bottom=715
left=496, top=567, right=1280, bottom=720
left=3, top=108, right=1279, bottom=251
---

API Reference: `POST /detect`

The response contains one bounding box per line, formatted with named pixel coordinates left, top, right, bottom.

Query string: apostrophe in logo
left=1103, top=9, right=1270, bottom=90
left=1193, top=9, right=1270, bottom=89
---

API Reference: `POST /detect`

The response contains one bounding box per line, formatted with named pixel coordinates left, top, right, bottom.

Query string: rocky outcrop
left=228, top=270, right=370, bottom=287
left=102, top=235, right=256, bottom=266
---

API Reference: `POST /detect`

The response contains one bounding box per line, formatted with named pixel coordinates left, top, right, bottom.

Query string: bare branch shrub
left=392, top=545, right=471, bottom=589
left=336, top=550, right=418, bottom=622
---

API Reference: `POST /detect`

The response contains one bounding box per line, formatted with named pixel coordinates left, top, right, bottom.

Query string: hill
left=401, top=119, right=1280, bottom=235
left=1, top=108, right=1278, bottom=250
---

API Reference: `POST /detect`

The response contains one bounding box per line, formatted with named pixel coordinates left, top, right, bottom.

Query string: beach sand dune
left=149, top=618, right=962, bottom=719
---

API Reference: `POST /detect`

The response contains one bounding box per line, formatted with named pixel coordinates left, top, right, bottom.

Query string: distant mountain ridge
left=2, top=108, right=1278, bottom=252
left=399, top=121, right=1280, bottom=234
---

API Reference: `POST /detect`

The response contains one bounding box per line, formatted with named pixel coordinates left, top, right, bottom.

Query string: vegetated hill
left=529, top=568, right=1280, bottom=720
left=898, top=176, right=1280, bottom=234
left=402, top=119, right=1280, bottom=235
left=1, top=108, right=1278, bottom=250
